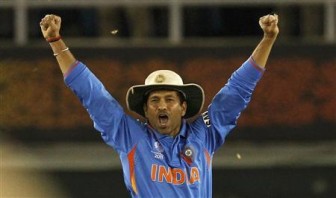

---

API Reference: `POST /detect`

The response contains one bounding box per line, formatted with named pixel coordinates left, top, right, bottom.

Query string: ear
left=181, top=101, right=187, bottom=117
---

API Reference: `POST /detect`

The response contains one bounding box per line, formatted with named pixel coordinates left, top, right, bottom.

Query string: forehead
left=147, top=90, right=179, bottom=98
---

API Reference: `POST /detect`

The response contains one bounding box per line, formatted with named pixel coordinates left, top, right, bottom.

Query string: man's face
left=144, top=90, right=187, bottom=136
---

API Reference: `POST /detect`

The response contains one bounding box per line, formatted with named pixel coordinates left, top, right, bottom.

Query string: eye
left=150, top=98, right=158, bottom=102
left=149, top=97, right=160, bottom=103
left=166, top=98, right=175, bottom=103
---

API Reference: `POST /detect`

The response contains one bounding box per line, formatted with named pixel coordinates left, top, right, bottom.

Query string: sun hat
left=126, top=70, right=204, bottom=119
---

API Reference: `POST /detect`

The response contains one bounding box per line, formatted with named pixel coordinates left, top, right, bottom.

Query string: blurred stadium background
left=1, top=0, right=335, bottom=197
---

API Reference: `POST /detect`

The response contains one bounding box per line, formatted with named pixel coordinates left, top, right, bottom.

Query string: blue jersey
left=64, top=58, right=264, bottom=198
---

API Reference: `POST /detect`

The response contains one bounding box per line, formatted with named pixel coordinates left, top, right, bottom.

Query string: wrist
left=53, top=47, right=69, bottom=57
left=46, top=35, right=61, bottom=43
left=263, top=31, right=278, bottom=39
left=263, top=34, right=278, bottom=42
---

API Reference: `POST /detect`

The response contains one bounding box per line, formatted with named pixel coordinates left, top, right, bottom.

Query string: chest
left=134, top=135, right=209, bottom=183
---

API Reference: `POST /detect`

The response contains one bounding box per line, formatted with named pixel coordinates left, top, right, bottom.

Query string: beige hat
left=126, top=70, right=204, bottom=119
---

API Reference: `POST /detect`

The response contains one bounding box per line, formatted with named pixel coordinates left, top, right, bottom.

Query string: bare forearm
left=40, top=14, right=76, bottom=75
left=252, top=14, right=279, bottom=68
left=251, top=36, right=277, bottom=68
left=49, top=39, right=76, bottom=75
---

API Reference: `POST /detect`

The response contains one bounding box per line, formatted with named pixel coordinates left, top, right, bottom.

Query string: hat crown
left=145, top=70, right=183, bottom=85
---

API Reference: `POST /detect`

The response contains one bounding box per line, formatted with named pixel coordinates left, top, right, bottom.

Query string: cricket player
left=40, top=14, right=279, bottom=197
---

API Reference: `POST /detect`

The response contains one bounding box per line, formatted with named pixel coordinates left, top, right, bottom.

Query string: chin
left=157, top=127, right=170, bottom=134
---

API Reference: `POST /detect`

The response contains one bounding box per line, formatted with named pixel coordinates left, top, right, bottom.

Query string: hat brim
left=126, top=84, right=204, bottom=119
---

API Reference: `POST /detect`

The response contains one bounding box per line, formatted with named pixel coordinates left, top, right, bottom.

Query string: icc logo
left=152, top=141, right=164, bottom=160
left=154, top=141, right=164, bottom=153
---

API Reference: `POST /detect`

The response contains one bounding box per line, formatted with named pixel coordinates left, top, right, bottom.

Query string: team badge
left=181, top=145, right=195, bottom=165
left=155, top=74, right=165, bottom=83
left=184, top=148, right=193, bottom=157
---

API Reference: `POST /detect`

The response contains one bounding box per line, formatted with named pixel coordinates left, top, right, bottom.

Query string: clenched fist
left=40, top=14, right=61, bottom=40
left=259, top=14, right=279, bottom=39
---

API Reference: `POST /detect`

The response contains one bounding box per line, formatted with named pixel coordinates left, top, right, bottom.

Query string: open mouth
left=158, top=114, right=169, bottom=125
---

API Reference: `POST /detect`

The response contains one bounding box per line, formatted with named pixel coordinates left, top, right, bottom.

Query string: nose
left=158, top=100, right=167, bottom=110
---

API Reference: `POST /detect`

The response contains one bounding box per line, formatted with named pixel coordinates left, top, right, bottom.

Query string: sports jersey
left=64, top=57, right=264, bottom=198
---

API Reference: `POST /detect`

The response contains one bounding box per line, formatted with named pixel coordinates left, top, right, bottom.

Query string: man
left=40, top=13, right=279, bottom=197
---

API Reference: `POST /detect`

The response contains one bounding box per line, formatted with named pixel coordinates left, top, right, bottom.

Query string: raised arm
left=199, top=14, right=280, bottom=153
left=40, top=14, right=76, bottom=75
left=252, top=14, right=279, bottom=67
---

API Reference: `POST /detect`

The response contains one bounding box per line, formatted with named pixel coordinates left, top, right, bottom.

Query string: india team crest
left=181, top=145, right=196, bottom=165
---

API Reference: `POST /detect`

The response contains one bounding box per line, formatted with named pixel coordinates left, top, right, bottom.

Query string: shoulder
left=187, top=114, right=209, bottom=140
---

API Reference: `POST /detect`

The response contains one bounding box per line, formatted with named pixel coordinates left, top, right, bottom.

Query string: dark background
left=1, top=3, right=335, bottom=198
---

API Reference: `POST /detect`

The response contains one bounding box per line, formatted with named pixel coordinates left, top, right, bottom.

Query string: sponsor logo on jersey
left=202, top=111, right=211, bottom=127
left=151, top=164, right=200, bottom=185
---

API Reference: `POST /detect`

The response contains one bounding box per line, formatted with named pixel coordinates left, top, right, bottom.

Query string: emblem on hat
left=155, top=74, right=165, bottom=83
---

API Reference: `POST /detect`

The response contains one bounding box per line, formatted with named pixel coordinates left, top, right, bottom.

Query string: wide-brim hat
left=126, top=70, right=204, bottom=119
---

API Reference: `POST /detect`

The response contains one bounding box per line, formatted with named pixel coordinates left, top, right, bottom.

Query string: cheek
left=174, top=105, right=186, bottom=117
left=144, top=105, right=154, bottom=118
left=145, top=106, right=156, bottom=117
